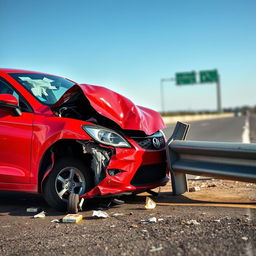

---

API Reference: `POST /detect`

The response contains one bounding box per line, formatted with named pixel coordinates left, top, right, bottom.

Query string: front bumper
left=81, top=138, right=169, bottom=199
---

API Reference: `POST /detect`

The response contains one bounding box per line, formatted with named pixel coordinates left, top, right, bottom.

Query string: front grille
left=133, top=136, right=165, bottom=150
left=123, top=130, right=166, bottom=150
left=131, top=163, right=167, bottom=186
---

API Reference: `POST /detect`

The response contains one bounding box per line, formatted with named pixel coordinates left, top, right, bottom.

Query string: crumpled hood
left=54, top=84, right=166, bottom=135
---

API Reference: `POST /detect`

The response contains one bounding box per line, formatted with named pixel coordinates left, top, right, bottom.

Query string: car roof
left=0, top=68, right=49, bottom=74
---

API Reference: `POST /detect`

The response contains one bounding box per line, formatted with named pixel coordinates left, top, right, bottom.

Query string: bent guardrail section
left=168, top=122, right=256, bottom=195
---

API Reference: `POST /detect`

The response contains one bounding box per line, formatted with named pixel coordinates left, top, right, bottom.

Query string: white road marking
left=242, top=116, right=250, bottom=143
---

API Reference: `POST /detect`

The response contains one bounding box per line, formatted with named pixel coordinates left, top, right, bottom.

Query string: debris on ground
left=51, top=219, right=61, bottom=223
left=33, top=211, right=46, bottom=219
left=148, top=217, right=157, bottom=223
left=130, top=224, right=138, bottom=228
left=145, top=197, right=156, bottom=210
left=149, top=246, right=163, bottom=252
left=208, top=183, right=217, bottom=188
left=1, top=225, right=11, bottom=228
left=181, top=220, right=200, bottom=225
left=26, top=207, right=41, bottom=213
left=92, top=210, right=109, bottom=218
left=112, top=213, right=124, bottom=217
left=141, top=217, right=163, bottom=224
left=79, top=198, right=84, bottom=210
left=189, top=186, right=201, bottom=192
left=214, top=219, right=221, bottom=223
left=241, top=237, right=248, bottom=241
left=62, top=214, right=83, bottom=223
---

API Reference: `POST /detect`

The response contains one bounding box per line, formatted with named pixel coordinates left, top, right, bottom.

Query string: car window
left=9, top=73, right=76, bottom=105
left=0, top=79, right=32, bottom=112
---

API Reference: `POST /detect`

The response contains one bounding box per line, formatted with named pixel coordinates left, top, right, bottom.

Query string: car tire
left=67, top=193, right=79, bottom=214
left=43, top=157, right=93, bottom=211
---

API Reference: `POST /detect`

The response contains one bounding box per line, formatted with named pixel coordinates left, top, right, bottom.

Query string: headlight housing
left=82, top=125, right=131, bottom=148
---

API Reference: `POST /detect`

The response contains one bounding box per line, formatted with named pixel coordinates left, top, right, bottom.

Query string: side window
left=0, top=79, right=32, bottom=113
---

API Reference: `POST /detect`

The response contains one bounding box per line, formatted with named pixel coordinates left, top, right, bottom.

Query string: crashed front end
left=53, top=83, right=169, bottom=199
left=78, top=129, right=168, bottom=199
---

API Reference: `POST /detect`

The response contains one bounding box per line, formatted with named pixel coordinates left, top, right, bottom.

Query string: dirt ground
left=0, top=179, right=255, bottom=256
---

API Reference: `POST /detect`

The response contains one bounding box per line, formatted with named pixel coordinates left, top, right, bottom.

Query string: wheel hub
left=55, top=167, right=86, bottom=201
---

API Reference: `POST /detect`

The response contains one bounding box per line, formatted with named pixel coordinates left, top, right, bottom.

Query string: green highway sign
left=200, top=70, right=219, bottom=83
left=175, top=71, right=196, bottom=85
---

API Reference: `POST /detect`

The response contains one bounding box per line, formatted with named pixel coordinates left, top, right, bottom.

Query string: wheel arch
left=38, top=139, right=93, bottom=193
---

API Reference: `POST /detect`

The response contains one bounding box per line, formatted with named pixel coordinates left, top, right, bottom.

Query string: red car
left=0, top=68, right=168, bottom=211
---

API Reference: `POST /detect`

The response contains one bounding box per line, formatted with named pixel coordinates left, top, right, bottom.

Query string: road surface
left=163, top=115, right=249, bottom=142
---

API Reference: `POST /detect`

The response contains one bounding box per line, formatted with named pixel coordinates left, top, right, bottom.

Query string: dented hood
left=54, top=84, right=166, bottom=135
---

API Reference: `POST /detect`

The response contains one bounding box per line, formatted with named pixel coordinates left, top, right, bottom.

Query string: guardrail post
left=167, top=122, right=190, bottom=195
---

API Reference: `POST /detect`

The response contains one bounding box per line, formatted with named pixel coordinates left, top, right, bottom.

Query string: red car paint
left=54, top=84, right=166, bottom=135
left=0, top=68, right=168, bottom=203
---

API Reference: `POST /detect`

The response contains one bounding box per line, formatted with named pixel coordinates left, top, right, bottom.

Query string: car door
left=0, top=78, right=33, bottom=184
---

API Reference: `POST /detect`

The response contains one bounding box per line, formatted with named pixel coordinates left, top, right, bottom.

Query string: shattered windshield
left=9, top=73, right=76, bottom=105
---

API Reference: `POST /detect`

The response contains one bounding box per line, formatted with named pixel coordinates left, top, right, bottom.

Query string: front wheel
left=43, top=157, right=93, bottom=211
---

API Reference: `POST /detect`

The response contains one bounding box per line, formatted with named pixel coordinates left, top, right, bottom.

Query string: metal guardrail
left=168, top=122, right=256, bottom=195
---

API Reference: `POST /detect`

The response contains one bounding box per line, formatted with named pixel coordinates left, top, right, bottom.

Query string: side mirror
left=0, top=94, right=22, bottom=116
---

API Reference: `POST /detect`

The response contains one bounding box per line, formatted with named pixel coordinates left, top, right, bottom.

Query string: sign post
left=160, top=69, right=222, bottom=113
left=199, top=70, right=222, bottom=113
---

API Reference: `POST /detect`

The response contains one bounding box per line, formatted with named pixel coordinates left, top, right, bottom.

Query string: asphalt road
left=163, top=115, right=248, bottom=142
left=0, top=180, right=255, bottom=256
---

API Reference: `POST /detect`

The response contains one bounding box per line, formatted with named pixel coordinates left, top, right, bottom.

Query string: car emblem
left=152, top=138, right=161, bottom=149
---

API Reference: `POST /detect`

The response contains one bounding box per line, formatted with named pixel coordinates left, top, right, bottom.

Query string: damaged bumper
left=78, top=132, right=169, bottom=199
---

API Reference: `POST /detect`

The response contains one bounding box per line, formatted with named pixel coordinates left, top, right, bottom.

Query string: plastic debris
left=242, top=237, right=248, bottom=241
left=158, top=218, right=164, bottom=222
left=182, top=220, right=200, bottom=225
left=1, top=225, right=11, bottom=228
left=110, top=225, right=116, bottom=228
left=150, top=246, right=163, bottom=252
left=62, top=214, right=83, bottom=223
left=189, top=186, right=201, bottom=192
left=92, top=210, right=109, bottom=218
left=130, top=224, right=138, bottom=228
left=145, top=197, right=156, bottom=210
left=51, top=219, right=60, bottom=223
left=33, top=211, right=46, bottom=218
left=79, top=198, right=84, bottom=210
left=214, top=219, right=221, bottom=223
left=112, top=213, right=124, bottom=217
left=148, top=217, right=157, bottom=223
left=27, top=207, right=41, bottom=213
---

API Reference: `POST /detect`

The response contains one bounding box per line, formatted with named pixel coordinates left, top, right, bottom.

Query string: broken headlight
left=82, top=125, right=131, bottom=148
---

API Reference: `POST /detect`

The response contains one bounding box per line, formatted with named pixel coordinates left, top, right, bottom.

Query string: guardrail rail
left=168, top=122, right=256, bottom=195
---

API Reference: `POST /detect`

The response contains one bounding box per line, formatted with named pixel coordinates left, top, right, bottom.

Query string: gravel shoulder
left=0, top=180, right=255, bottom=256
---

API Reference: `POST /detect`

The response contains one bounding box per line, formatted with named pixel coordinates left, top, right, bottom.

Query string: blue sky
left=1, top=0, right=255, bottom=112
